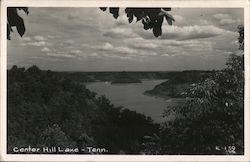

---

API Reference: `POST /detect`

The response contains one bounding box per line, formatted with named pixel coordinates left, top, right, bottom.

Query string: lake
left=86, top=80, right=183, bottom=123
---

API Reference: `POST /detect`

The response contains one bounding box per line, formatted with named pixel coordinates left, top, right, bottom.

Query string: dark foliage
left=7, top=7, right=29, bottom=40
left=238, top=25, right=244, bottom=51
left=7, top=7, right=174, bottom=40
left=100, top=7, right=174, bottom=37
left=145, top=71, right=213, bottom=98
left=158, top=53, right=244, bottom=154
left=111, top=71, right=142, bottom=84
left=142, top=26, right=244, bottom=155
left=7, top=65, right=159, bottom=154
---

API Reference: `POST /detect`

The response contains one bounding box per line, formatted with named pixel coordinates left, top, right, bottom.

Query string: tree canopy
left=7, top=7, right=174, bottom=39
left=7, top=7, right=29, bottom=40
left=100, top=7, right=174, bottom=37
left=143, top=25, right=244, bottom=155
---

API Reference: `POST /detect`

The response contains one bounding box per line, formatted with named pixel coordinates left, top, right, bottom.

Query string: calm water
left=86, top=80, right=183, bottom=123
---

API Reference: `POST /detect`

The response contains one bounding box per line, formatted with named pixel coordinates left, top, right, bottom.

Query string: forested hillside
left=147, top=25, right=244, bottom=155
left=7, top=65, right=159, bottom=154
left=111, top=71, right=142, bottom=84
left=145, top=71, right=213, bottom=98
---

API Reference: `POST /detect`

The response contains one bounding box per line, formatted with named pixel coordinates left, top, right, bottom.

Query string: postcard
left=0, top=0, right=249, bottom=161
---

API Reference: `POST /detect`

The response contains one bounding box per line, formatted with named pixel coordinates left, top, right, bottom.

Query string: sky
left=7, top=7, right=243, bottom=71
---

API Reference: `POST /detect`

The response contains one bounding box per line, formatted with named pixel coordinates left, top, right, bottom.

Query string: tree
left=7, top=65, right=160, bottom=154
left=7, top=7, right=29, bottom=40
left=100, top=8, right=174, bottom=37
left=7, top=7, right=174, bottom=39
left=238, top=25, right=244, bottom=51
left=39, top=124, right=76, bottom=148
left=154, top=25, right=244, bottom=154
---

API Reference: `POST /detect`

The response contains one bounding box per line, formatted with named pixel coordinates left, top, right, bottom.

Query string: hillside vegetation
left=7, top=65, right=159, bottom=154
left=145, top=71, right=213, bottom=98
left=111, top=71, right=142, bottom=84
left=142, top=26, right=244, bottom=155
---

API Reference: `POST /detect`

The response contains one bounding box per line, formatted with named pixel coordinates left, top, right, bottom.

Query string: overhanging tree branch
left=7, top=7, right=29, bottom=40
left=100, top=7, right=174, bottom=37
left=7, top=7, right=174, bottom=40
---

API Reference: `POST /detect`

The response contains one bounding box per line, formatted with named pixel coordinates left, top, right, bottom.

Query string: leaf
left=133, top=9, right=144, bottom=22
left=152, top=16, right=163, bottom=37
left=142, top=19, right=153, bottom=30
left=7, top=7, right=18, bottom=26
left=136, top=14, right=143, bottom=22
left=125, top=8, right=134, bottom=23
left=147, top=8, right=161, bottom=21
left=109, top=8, right=119, bottom=19
left=164, top=12, right=175, bottom=25
left=153, top=25, right=162, bottom=37
left=15, top=15, right=26, bottom=37
left=99, top=7, right=107, bottom=11
left=7, top=7, right=26, bottom=38
left=166, top=17, right=173, bottom=25
left=128, top=16, right=133, bottom=23
left=102, top=7, right=174, bottom=37
left=158, top=11, right=175, bottom=26
left=7, top=24, right=11, bottom=40
left=162, top=8, right=171, bottom=11
left=18, top=7, right=29, bottom=15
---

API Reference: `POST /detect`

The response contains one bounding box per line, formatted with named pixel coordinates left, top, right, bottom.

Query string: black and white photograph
left=1, top=0, right=249, bottom=161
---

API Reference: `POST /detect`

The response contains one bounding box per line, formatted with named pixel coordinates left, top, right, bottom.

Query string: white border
left=1, top=0, right=250, bottom=161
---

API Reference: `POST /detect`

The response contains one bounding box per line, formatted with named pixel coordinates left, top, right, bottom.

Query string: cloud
left=158, top=25, right=233, bottom=40
left=30, top=41, right=46, bottom=46
left=199, top=20, right=210, bottom=25
left=20, top=35, right=48, bottom=47
left=213, top=13, right=231, bottom=20
left=115, top=46, right=137, bottom=54
left=102, top=53, right=134, bottom=60
left=136, top=51, right=158, bottom=56
left=22, top=41, right=47, bottom=47
left=41, top=47, right=51, bottom=52
left=103, top=27, right=138, bottom=38
left=161, top=54, right=170, bottom=57
left=168, top=40, right=214, bottom=52
left=96, top=37, right=216, bottom=59
left=69, top=50, right=82, bottom=55
left=23, top=37, right=32, bottom=41
left=43, top=48, right=83, bottom=59
left=212, top=13, right=242, bottom=25
left=128, top=39, right=215, bottom=57
left=219, top=19, right=241, bottom=25
left=34, top=35, right=46, bottom=41
left=47, top=35, right=57, bottom=39
left=65, top=39, right=75, bottom=44
left=173, top=15, right=184, bottom=22
left=81, top=41, right=156, bottom=60
left=89, top=53, right=100, bottom=57
left=47, top=52, right=77, bottom=58
left=116, top=15, right=129, bottom=26
left=92, top=42, right=146, bottom=60
left=98, top=42, right=113, bottom=50
left=97, top=42, right=137, bottom=54
left=130, top=42, right=158, bottom=49
left=8, top=8, right=243, bottom=71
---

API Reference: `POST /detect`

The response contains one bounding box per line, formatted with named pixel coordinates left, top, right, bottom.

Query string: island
left=111, top=71, right=142, bottom=84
